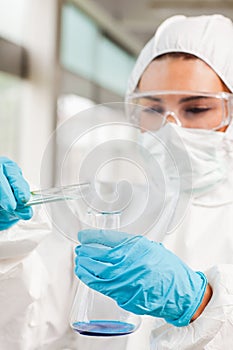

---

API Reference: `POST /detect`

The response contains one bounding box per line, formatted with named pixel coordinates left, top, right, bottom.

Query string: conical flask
left=70, top=210, right=141, bottom=336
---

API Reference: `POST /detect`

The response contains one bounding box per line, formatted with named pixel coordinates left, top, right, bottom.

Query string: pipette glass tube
left=26, top=183, right=90, bottom=206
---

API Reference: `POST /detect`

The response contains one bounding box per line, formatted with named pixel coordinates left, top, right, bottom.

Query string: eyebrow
left=142, top=95, right=211, bottom=104
left=143, top=96, right=162, bottom=102
left=179, top=96, right=211, bottom=103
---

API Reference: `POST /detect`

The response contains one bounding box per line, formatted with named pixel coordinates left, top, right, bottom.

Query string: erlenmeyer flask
left=70, top=210, right=141, bottom=336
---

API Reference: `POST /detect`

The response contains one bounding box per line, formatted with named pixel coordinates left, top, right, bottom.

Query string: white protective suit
left=1, top=13, right=233, bottom=350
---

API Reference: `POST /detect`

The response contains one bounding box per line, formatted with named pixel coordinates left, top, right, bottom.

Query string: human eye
left=185, top=106, right=212, bottom=115
left=182, top=97, right=220, bottom=118
left=182, top=99, right=216, bottom=118
left=143, top=105, right=165, bottom=115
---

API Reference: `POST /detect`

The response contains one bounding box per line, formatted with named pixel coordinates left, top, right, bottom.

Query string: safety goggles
left=126, top=90, right=233, bottom=131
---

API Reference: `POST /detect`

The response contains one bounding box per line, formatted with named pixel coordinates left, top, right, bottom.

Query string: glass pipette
left=25, top=182, right=90, bottom=206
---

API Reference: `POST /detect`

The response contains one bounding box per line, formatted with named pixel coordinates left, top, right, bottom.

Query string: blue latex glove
left=75, top=230, right=207, bottom=327
left=0, top=157, right=33, bottom=230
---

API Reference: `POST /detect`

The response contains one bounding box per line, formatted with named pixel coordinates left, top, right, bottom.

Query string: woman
left=75, top=14, right=233, bottom=349
left=1, top=13, right=233, bottom=350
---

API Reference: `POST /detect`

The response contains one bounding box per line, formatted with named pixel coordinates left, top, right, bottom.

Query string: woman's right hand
left=0, top=157, right=33, bottom=230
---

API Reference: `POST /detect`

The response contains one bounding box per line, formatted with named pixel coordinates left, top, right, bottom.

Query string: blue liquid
left=72, top=320, right=136, bottom=336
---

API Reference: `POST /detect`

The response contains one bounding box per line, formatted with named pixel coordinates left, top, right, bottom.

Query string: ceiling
left=93, top=0, right=233, bottom=46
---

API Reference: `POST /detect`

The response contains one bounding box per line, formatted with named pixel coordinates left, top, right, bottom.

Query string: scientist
left=1, top=13, right=233, bottom=350
left=75, top=14, right=233, bottom=349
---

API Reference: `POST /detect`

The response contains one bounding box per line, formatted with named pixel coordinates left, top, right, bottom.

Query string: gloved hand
left=0, top=157, right=33, bottom=230
left=75, top=230, right=207, bottom=327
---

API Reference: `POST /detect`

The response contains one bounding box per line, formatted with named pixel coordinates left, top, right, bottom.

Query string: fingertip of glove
left=75, top=245, right=81, bottom=254
left=15, top=184, right=31, bottom=205
left=24, top=206, right=33, bottom=220
left=74, top=261, right=82, bottom=279
left=15, top=206, right=33, bottom=220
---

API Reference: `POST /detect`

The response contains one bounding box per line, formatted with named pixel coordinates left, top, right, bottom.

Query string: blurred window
left=94, top=35, right=135, bottom=96
left=0, top=72, right=22, bottom=158
left=60, top=3, right=99, bottom=81
left=60, top=3, right=136, bottom=96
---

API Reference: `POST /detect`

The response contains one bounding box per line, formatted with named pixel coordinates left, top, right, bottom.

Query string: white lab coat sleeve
left=150, top=264, right=233, bottom=350
left=0, top=206, right=52, bottom=260
left=0, top=207, right=52, bottom=349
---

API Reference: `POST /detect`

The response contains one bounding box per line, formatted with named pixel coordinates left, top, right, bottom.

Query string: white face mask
left=139, top=123, right=230, bottom=196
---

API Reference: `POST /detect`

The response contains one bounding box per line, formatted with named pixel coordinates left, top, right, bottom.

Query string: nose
left=164, top=111, right=181, bottom=126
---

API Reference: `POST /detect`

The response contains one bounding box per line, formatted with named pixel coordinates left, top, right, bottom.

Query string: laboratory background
left=1, top=0, right=233, bottom=187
